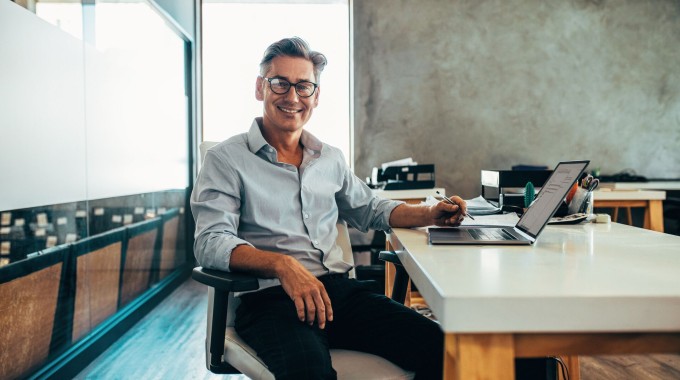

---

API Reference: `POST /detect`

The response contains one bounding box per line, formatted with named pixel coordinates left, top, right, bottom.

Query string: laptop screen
left=516, top=161, right=589, bottom=238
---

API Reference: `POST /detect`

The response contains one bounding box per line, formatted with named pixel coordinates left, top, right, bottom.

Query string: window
left=202, top=0, right=351, bottom=163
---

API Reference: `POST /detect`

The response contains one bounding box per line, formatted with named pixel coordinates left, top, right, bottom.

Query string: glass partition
left=0, top=1, right=192, bottom=378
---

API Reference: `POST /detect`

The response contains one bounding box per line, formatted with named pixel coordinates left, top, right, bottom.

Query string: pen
left=435, top=191, right=475, bottom=220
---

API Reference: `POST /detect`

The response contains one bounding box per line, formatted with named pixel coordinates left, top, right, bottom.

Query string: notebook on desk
left=429, top=160, right=590, bottom=245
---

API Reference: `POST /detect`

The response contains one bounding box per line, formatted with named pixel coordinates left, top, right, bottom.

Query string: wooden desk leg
left=644, top=200, right=665, bottom=233
left=559, top=355, right=581, bottom=380
left=444, top=333, right=515, bottom=380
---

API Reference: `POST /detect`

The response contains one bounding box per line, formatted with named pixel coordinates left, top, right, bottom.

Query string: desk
left=603, top=181, right=680, bottom=191
left=387, top=224, right=680, bottom=380
left=593, top=189, right=666, bottom=232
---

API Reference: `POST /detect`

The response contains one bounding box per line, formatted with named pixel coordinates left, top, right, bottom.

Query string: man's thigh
left=327, top=281, right=444, bottom=378
left=235, top=287, right=336, bottom=380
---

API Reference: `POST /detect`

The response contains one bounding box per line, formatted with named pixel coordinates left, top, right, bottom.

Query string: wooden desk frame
left=594, top=199, right=664, bottom=233
left=445, top=332, right=680, bottom=380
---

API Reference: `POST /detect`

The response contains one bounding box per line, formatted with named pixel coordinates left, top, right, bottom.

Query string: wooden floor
left=76, top=279, right=680, bottom=380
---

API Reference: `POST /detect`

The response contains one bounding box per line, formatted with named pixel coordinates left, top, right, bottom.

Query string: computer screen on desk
left=516, top=161, right=589, bottom=238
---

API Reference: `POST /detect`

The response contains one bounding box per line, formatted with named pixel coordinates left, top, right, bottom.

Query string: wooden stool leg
left=612, top=207, right=619, bottom=223
left=625, top=207, right=633, bottom=226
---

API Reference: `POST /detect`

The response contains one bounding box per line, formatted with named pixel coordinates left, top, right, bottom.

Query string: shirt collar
left=247, top=117, right=323, bottom=156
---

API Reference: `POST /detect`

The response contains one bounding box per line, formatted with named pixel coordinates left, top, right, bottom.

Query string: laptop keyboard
left=468, top=228, right=517, bottom=241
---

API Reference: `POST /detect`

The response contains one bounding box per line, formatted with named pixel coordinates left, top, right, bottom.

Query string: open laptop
left=429, top=160, right=589, bottom=245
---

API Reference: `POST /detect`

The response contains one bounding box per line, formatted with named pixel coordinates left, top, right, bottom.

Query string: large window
left=203, top=0, right=351, bottom=163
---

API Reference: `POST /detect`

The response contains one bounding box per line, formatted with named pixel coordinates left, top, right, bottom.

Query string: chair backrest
left=199, top=141, right=219, bottom=165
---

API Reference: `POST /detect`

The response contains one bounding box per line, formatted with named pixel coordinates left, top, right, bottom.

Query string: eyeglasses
left=263, top=77, right=318, bottom=98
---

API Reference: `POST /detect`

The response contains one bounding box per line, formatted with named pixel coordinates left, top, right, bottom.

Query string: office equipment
left=388, top=222, right=680, bottom=380
left=429, top=161, right=589, bottom=245
left=481, top=169, right=553, bottom=208
left=369, top=164, right=435, bottom=190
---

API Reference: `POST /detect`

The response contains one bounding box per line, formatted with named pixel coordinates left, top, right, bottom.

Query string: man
left=191, top=37, right=467, bottom=380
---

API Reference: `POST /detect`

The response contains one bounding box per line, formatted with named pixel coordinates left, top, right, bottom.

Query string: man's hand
left=389, top=195, right=468, bottom=228
left=276, top=256, right=333, bottom=329
left=430, top=196, right=467, bottom=226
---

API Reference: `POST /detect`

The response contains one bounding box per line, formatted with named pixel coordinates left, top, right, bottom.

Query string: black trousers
left=235, top=274, right=443, bottom=380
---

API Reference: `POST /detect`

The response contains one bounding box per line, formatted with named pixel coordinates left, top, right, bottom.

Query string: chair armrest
left=378, top=251, right=409, bottom=305
left=378, top=250, right=403, bottom=266
left=192, top=267, right=260, bottom=292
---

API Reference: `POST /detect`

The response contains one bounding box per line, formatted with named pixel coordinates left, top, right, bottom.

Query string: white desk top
left=593, top=189, right=666, bottom=201
left=388, top=223, right=680, bottom=333
left=603, top=181, right=680, bottom=191
left=373, top=188, right=445, bottom=200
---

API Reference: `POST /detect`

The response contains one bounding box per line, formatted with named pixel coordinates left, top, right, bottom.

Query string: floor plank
left=75, top=279, right=244, bottom=380
left=76, top=279, right=680, bottom=380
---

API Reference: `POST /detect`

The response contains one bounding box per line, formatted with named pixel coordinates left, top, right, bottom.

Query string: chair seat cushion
left=224, top=328, right=414, bottom=380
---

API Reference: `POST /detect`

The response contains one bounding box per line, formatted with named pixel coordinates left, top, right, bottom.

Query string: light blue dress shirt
left=191, top=118, right=403, bottom=290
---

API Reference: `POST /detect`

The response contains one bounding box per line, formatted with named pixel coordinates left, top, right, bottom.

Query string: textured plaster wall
left=353, top=0, right=680, bottom=198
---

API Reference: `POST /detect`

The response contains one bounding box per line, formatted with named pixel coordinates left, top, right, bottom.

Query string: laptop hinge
left=514, top=228, right=536, bottom=243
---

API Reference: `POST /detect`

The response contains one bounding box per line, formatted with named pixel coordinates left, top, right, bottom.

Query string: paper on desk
left=465, top=195, right=502, bottom=215
left=381, top=157, right=417, bottom=170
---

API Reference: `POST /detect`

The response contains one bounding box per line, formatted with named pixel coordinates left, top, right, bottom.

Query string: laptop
left=428, top=160, right=590, bottom=245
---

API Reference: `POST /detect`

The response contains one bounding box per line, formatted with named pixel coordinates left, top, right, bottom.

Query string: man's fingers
left=304, top=295, right=316, bottom=325
left=294, top=298, right=306, bottom=322
left=312, top=292, right=327, bottom=329
left=321, top=291, right=333, bottom=323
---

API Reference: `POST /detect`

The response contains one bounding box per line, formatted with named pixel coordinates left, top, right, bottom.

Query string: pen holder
left=568, top=188, right=594, bottom=215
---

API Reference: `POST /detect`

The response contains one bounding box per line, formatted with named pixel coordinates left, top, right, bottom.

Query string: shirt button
left=314, top=240, right=319, bottom=245
left=304, top=213, right=309, bottom=219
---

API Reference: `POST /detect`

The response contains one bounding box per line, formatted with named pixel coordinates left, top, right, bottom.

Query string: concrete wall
left=353, top=0, right=680, bottom=198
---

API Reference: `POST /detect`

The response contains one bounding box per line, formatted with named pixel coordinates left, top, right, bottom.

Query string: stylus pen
left=436, top=191, right=475, bottom=220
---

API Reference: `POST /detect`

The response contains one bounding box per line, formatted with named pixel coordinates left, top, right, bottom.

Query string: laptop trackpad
left=430, top=228, right=471, bottom=240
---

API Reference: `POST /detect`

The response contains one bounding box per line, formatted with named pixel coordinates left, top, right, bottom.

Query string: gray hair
left=259, top=37, right=327, bottom=83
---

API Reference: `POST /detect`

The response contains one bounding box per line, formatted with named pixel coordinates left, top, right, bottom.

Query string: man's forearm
left=388, top=203, right=433, bottom=228
left=229, top=244, right=292, bottom=278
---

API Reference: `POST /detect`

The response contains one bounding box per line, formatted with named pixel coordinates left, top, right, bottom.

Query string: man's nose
left=284, top=87, right=300, bottom=101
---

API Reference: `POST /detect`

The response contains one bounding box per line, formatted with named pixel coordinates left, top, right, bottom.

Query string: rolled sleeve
left=191, top=149, right=252, bottom=272
left=335, top=160, right=404, bottom=233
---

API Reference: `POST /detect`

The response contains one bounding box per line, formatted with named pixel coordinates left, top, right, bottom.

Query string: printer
left=481, top=169, right=552, bottom=208
left=367, top=164, right=435, bottom=190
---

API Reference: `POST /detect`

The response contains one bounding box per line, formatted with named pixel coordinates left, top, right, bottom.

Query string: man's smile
left=277, top=105, right=302, bottom=114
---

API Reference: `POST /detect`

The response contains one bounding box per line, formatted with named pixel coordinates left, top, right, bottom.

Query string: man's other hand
left=277, top=257, right=333, bottom=329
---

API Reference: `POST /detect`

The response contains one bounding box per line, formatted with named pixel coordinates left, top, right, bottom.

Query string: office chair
left=193, top=141, right=414, bottom=379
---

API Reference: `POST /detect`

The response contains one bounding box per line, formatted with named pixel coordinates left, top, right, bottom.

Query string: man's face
left=256, top=56, right=319, bottom=134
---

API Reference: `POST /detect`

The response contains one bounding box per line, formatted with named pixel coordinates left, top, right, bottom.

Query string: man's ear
left=313, top=86, right=320, bottom=108
left=255, top=76, right=264, bottom=101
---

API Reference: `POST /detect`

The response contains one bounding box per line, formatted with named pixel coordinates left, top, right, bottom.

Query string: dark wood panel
left=120, top=230, right=157, bottom=307
left=159, top=216, right=180, bottom=280
left=73, top=242, right=122, bottom=342
left=0, top=264, right=61, bottom=380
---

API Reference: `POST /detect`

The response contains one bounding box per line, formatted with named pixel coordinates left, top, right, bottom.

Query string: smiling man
left=191, top=37, right=467, bottom=379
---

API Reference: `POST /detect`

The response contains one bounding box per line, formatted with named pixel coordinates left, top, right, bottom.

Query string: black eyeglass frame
left=263, top=77, right=318, bottom=98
